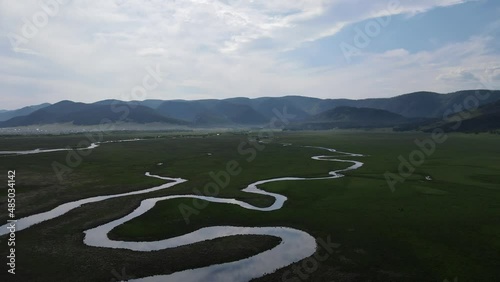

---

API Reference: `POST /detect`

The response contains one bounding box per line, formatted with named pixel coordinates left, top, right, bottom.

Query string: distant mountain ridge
left=0, top=103, right=51, bottom=121
left=0, top=101, right=186, bottom=127
left=400, top=100, right=500, bottom=133
left=1, top=90, right=499, bottom=129
left=349, top=90, right=500, bottom=118
left=285, top=106, right=417, bottom=130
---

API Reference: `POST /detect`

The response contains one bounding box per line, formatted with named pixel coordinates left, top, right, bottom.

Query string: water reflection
left=0, top=138, right=142, bottom=155
left=0, top=145, right=364, bottom=281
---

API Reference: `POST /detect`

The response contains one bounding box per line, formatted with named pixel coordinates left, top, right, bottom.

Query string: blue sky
left=0, top=0, right=499, bottom=109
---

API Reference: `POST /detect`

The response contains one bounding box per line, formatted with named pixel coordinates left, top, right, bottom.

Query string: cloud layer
left=0, top=0, right=498, bottom=109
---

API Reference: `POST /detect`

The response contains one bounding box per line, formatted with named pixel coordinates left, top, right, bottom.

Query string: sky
left=0, top=0, right=499, bottom=110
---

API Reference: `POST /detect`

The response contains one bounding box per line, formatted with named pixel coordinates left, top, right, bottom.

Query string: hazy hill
left=213, top=101, right=268, bottom=125
left=194, top=111, right=232, bottom=126
left=249, top=97, right=311, bottom=120
left=156, top=100, right=215, bottom=122
left=0, top=101, right=186, bottom=127
left=285, top=106, right=413, bottom=130
left=270, top=90, right=500, bottom=118
left=350, top=90, right=500, bottom=118
left=156, top=99, right=269, bottom=125
left=313, top=106, right=408, bottom=123
left=1, top=90, right=499, bottom=129
left=0, top=103, right=51, bottom=121
left=410, top=100, right=500, bottom=133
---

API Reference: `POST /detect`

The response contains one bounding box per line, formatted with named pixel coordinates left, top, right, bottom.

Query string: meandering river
left=0, top=140, right=364, bottom=281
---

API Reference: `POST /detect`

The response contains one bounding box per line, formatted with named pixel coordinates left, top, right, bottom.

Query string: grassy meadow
left=0, top=130, right=499, bottom=281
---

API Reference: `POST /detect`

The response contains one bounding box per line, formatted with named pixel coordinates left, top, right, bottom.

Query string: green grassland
left=0, top=131, right=499, bottom=281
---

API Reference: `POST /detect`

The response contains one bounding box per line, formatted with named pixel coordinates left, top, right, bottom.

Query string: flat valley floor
left=0, top=130, right=499, bottom=282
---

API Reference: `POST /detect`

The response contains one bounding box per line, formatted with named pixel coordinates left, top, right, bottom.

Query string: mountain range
left=396, top=99, right=500, bottom=133
left=284, top=106, right=423, bottom=130
left=0, top=103, right=51, bottom=121
left=1, top=90, right=499, bottom=132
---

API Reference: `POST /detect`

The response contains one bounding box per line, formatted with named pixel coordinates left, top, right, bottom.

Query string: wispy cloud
left=0, top=0, right=497, bottom=109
